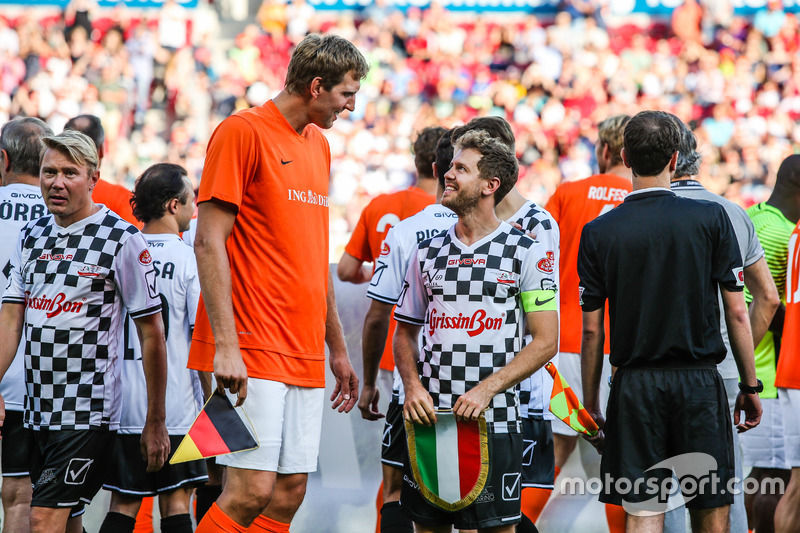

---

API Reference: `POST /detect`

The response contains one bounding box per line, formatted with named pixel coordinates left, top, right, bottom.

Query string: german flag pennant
left=545, top=362, right=599, bottom=437
left=169, top=390, right=259, bottom=464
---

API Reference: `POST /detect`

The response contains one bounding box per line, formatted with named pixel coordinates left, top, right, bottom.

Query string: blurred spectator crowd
left=1, top=0, right=799, bottom=258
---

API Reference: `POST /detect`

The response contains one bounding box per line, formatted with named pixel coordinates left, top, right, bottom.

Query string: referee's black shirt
left=577, top=188, right=744, bottom=368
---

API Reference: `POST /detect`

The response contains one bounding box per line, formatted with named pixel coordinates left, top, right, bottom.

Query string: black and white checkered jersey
left=0, top=184, right=48, bottom=411
left=507, top=200, right=560, bottom=420
left=119, top=234, right=202, bottom=435
left=366, top=203, right=458, bottom=402
left=395, top=222, right=558, bottom=433
left=2, top=207, right=162, bottom=431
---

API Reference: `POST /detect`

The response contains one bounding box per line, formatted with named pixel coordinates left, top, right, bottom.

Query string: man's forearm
left=723, top=290, right=758, bottom=386
left=361, top=301, right=392, bottom=387
left=325, top=273, right=348, bottom=359
left=138, top=318, right=167, bottom=421
left=0, top=303, right=24, bottom=383
left=393, top=324, right=423, bottom=392
left=744, top=258, right=780, bottom=346
left=195, top=236, right=238, bottom=351
left=581, top=310, right=605, bottom=411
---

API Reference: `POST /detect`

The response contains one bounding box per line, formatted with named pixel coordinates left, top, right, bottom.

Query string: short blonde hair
left=41, top=130, right=99, bottom=174
left=284, top=34, right=369, bottom=95
left=597, top=115, right=630, bottom=167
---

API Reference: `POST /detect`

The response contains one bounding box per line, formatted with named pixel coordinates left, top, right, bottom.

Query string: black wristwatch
left=738, top=379, right=764, bottom=394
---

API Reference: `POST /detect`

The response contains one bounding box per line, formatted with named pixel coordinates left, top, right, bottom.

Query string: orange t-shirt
left=188, top=100, right=332, bottom=387
left=345, top=187, right=434, bottom=370
left=776, top=222, right=800, bottom=389
left=544, top=174, right=632, bottom=354
left=93, top=179, right=140, bottom=227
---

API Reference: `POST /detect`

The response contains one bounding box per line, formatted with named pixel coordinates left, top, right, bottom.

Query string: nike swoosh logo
left=281, top=159, right=293, bottom=165
left=535, top=296, right=555, bottom=305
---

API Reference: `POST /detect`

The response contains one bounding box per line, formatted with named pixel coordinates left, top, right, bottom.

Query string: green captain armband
left=521, top=290, right=557, bottom=312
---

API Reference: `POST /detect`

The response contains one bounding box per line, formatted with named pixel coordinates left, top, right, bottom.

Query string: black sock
left=98, top=511, right=136, bottom=533
left=195, top=484, right=223, bottom=523
left=161, top=513, right=193, bottom=533
left=380, top=501, right=413, bottom=533
left=517, top=513, right=539, bottom=533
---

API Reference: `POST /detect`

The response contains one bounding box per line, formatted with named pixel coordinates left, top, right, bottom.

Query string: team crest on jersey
left=138, top=250, right=153, bottom=265
left=536, top=251, right=555, bottom=274
left=77, top=265, right=102, bottom=278
left=733, top=267, right=744, bottom=286
left=380, top=242, right=391, bottom=257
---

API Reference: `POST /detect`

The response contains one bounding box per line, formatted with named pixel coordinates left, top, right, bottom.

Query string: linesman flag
left=545, top=362, right=600, bottom=437
left=170, top=390, right=259, bottom=464
left=405, top=411, right=489, bottom=511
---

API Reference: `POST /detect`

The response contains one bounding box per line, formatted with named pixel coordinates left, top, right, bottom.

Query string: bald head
left=775, top=155, right=800, bottom=193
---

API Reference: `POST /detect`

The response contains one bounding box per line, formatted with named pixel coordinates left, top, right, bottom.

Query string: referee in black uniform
left=577, top=111, right=763, bottom=533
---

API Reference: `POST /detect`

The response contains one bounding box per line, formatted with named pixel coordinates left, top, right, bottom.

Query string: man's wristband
left=738, top=379, right=763, bottom=394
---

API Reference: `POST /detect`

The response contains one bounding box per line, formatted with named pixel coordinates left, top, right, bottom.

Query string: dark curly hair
left=131, top=163, right=190, bottom=223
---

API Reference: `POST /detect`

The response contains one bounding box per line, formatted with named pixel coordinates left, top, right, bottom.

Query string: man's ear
left=88, top=169, right=100, bottom=191
left=167, top=197, right=180, bottom=214
left=602, top=143, right=610, bottom=162
left=1, top=149, right=9, bottom=173
left=669, top=151, right=679, bottom=172
left=620, top=148, right=631, bottom=169
left=484, top=176, right=501, bottom=197
left=309, top=77, right=324, bottom=99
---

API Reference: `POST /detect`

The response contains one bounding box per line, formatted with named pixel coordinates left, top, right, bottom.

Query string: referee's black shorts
left=600, top=367, right=734, bottom=510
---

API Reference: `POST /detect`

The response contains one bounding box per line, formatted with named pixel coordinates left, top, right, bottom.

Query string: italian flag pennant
left=545, top=362, right=599, bottom=436
left=405, top=411, right=489, bottom=511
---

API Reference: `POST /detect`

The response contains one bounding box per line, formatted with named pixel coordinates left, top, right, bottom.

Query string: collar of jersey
left=625, top=187, right=676, bottom=201
left=448, top=221, right=509, bottom=253
left=670, top=179, right=704, bottom=189
left=52, top=205, right=108, bottom=233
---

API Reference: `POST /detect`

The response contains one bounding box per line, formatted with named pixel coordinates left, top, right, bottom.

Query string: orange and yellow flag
left=545, top=362, right=599, bottom=436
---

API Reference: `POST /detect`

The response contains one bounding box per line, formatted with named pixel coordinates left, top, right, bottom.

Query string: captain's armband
left=521, top=290, right=557, bottom=313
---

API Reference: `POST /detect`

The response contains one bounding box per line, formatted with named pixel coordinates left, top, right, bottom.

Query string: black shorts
left=2, top=410, right=33, bottom=477
left=600, top=367, right=734, bottom=511
left=29, top=428, right=115, bottom=509
left=381, top=400, right=405, bottom=470
left=103, top=434, right=208, bottom=496
left=521, top=417, right=555, bottom=489
left=401, top=429, right=522, bottom=529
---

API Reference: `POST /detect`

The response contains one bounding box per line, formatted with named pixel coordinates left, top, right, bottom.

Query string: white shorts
left=551, top=352, right=612, bottom=437
left=779, top=388, right=800, bottom=467
left=740, top=396, right=788, bottom=469
left=217, top=378, right=324, bottom=474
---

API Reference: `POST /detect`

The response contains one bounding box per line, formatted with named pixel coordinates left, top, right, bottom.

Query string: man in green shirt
left=741, top=154, right=800, bottom=533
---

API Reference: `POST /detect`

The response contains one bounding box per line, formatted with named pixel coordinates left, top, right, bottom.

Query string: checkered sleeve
left=393, top=246, right=427, bottom=326
left=115, top=234, right=162, bottom=319
left=2, top=228, right=27, bottom=304
left=367, top=226, right=406, bottom=305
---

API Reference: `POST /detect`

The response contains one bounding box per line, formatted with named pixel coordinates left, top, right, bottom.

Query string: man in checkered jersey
left=0, top=117, right=53, bottom=533
left=451, top=118, right=559, bottom=531
left=394, top=129, right=559, bottom=532
left=99, top=163, right=206, bottom=533
left=0, top=130, right=169, bottom=533
left=360, top=131, right=455, bottom=533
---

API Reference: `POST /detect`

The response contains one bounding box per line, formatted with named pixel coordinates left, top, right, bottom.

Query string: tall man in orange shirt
left=542, top=115, right=632, bottom=532
left=189, top=34, right=369, bottom=533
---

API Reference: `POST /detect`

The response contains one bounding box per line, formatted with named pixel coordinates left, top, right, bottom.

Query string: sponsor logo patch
left=77, top=265, right=102, bottom=278
left=536, top=251, right=555, bottom=274
left=380, top=242, right=390, bottom=257
left=138, top=250, right=152, bottom=265
left=65, top=458, right=93, bottom=485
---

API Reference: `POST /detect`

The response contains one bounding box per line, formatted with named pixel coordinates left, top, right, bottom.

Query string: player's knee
left=1, top=478, right=32, bottom=508
left=278, top=475, right=307, bottom=504
left=159, top=488, right=193, bottom=517
left=383, top=467, right=404, bottom=502
left=30, top=508, right=61, bottom=533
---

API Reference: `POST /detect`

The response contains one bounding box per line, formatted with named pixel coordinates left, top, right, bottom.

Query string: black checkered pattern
left=397, top=225, right=550, bottom=433
left=514, top=202, right=554, bottom=238
left=6, top=212, right=159, bottom=430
